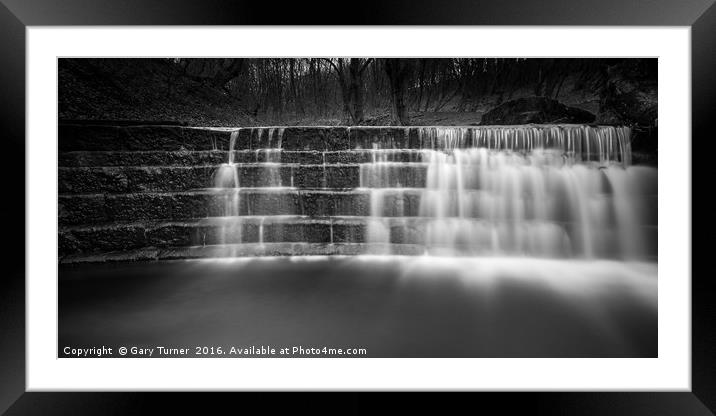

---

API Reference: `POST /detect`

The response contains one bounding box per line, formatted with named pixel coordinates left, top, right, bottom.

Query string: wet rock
left=236, top=127, right=350, bottom=151
left=348, top=127, right=411, bottom=149
left=300, top=191, right=370, bottom=217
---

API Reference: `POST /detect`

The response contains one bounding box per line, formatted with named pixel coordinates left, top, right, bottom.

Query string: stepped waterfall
left=209, top=125, right=656, bottom=260
left=57, top=57, right=661, bottom=359
left=58, top=122, right=658, bottom=357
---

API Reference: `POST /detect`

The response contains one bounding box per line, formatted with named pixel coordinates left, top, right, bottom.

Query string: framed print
left=3, top=0, right=712, bottom=413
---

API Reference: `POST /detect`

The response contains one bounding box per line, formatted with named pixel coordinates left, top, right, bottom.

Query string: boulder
left=480, top=97, right=596, bottom=125
left=596, top=60, right=657, bottom=127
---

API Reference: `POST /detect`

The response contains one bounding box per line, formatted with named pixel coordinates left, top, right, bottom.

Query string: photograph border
left=3, top=0, right=712, bottom=413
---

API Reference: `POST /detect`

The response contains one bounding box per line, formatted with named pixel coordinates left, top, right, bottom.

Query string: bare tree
left=383, top=59, right=414, bottom=125
left=323, top=58, right=373, bottom=125
left=161, top=58, right=623, bottom=125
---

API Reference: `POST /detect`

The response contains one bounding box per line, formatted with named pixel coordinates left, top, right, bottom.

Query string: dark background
left=4, top=0, right=712, bottom=414
left=59, top=57, right=659, bottom=161
left=59, top=58, right=655, bottom=127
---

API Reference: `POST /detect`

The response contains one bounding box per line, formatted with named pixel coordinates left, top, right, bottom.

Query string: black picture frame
left=3, top=0, right=711, bottom=413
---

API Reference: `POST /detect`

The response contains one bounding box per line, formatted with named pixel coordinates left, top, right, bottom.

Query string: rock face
left=480, top=97, right=596, bottom=125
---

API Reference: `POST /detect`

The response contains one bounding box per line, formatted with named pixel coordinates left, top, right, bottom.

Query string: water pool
left=59, top=256, right=656, bottom=357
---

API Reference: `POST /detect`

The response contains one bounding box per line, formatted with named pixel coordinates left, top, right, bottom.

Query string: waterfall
left=359, top=125, right=653, bottom=259
left=206, top=125, right=654, bottom=259
left=212, top=127, right=292, bottom=249
left=214, top=129, right=242, bottom=245
left=265, top=128, right=285, bottom=187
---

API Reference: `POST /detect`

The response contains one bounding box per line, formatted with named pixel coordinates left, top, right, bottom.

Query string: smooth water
left=59, top=256, right=657, bottom=357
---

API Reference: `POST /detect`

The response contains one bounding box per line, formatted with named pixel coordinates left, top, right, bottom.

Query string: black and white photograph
left=57, top=57, right=658, bottom=358
left=0, top=0, right=708, bottom=410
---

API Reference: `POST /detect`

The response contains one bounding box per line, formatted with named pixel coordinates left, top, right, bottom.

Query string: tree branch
left=358, top=58, right=374, bottom=74
left=320, top=58, right=345, bottom=85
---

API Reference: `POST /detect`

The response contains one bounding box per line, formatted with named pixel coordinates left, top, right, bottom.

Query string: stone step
left=59, top=216, right=658, bottom=259
left=58, top=190, right=659, bottom=227
left=60, top=125, right=233, bottom=151
left=59, top=163, right=657, bottom=194
left=58, top=164, right=430, bottom=193
left=58, top=243, right=429, bottom=264
left=58, top=150, right=429, bottom=167
left=59, top=190, right=371, bottom=224
left=59, top=124, right=629, bottom=152
left=58, top=125, right=405, bottom=151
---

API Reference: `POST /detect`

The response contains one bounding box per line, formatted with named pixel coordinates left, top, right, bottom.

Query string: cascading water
left=214, top=129, right=242, bottom=245
left=208, top=125, right=654, bottom=260
left=359, top=125, right=655, bottom=260
left=257, top=127, right=285, bottom=187
left=213, top=127, right=288, bottom=247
